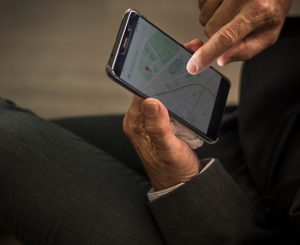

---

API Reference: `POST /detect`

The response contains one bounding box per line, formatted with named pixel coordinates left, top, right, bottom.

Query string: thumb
left=142, top=98, right=175, bottom=149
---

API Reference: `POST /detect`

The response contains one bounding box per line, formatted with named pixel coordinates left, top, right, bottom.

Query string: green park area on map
left=138, top=31, right=180, bottom=81
left=148, top=31, right=180, bottom=63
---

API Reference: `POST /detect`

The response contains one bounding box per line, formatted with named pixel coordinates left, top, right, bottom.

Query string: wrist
left=150, top=161, right=201, bottom=191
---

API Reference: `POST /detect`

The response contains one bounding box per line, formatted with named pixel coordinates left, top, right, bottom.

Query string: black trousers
left=0, top=99, right=163, bottom=245
left=0, top=18, right=299, bottom=244
left=0, top=98, right=246, bottom=245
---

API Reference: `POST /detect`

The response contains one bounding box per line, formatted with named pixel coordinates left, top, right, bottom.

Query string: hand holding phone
left=123, top=96, right=201, bottom=190
left=106, top=9, right=230, bottom=143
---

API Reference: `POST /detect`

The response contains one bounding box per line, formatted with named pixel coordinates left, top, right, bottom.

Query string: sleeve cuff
left=147, top=158, right=215, bottom=202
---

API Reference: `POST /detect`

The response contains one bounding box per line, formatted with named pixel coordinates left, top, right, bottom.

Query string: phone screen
left=108, top=10, right=230, bottom=142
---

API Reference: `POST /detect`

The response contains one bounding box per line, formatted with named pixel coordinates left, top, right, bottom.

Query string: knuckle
left=252, top=0, right=279, bottom=26
left=255, top=0, right=271, bottom=13
left=218, top=15, right=254, bottom=47
left=240, top=13, right=254, bottom=29
left=218, top=27, right=239, bottom=47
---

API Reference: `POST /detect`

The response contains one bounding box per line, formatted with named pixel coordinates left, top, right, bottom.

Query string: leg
left=53, top=109, right=240, bottom=175
left=54, top=107, right=259, bottom=202
left=52, top=115, right=145, bottom=176
left=0, top=99, right=164, bottom=245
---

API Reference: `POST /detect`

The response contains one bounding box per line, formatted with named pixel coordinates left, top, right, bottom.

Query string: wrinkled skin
left=186, top=0, right=293, bottom=74
left=123, top=95, right=201, bottom=191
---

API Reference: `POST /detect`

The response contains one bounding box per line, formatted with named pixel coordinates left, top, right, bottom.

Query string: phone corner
left=124, top=8, right=140, bottom=17
left=105, top=64, right=114, bottom=78
left=208, top=137, right=219, bottom=145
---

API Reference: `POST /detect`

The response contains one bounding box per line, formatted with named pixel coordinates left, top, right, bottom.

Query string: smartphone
left=106, top=9, right=230, bottom=143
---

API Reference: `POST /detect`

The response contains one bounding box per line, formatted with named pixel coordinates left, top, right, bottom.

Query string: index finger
left=187, top=13, right=255, bottom=74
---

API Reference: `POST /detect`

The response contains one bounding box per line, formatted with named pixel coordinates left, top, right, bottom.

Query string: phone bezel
left=106, top=9, right=230, bottom=144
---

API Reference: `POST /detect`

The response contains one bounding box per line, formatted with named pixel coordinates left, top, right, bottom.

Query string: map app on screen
left=120, top=17, right=222, bottom=134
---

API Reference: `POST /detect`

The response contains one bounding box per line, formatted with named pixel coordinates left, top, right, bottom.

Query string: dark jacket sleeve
left=149, top=160, right=277, bottom=245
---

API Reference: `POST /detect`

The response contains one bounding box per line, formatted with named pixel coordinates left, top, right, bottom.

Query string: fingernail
left=143, top=102, right=159, bottom=116
left=186, top=60, right=199, bottom=75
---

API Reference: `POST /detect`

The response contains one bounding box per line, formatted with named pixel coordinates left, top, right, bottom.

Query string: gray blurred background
left=0, top=0, right=299, bottom=244
left=0, top=0, right=297, bottom=119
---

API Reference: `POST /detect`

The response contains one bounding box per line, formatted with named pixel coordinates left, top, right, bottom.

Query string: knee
left=0, top=98, right=17, bottom=110
left=0, top=98, right=39, bottom=150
